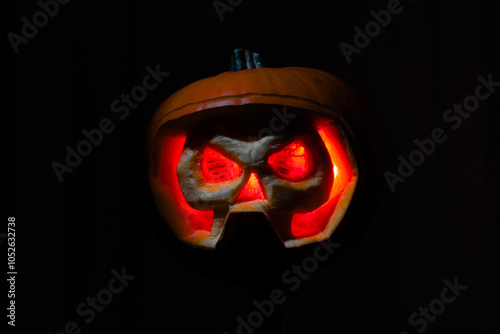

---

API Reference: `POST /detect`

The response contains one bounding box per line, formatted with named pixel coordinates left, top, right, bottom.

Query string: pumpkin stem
left=230, top=49, right=263, bottom=71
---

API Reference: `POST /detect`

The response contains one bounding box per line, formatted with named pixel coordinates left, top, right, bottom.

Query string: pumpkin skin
left=146, top=67, right=361, bottom=249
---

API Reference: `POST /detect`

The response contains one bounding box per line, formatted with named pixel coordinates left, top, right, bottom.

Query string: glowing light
left=157, top=134, right=214, bottom=232
left=201, top=146, right=242, bottom=183
left=290, top=124, right=355, bottom=238
left=267, top=141, right=312, bottom=182
left=235, top=172, right=266, bottom=203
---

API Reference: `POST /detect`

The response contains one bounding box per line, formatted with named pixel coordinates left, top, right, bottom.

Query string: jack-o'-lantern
left=146, top=49, right=362, bottom=251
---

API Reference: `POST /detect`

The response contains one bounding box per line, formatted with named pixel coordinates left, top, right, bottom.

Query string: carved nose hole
left=235, top=173, right=266, bottom=203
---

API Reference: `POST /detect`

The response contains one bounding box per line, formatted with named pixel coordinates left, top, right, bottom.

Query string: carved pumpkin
left=146, top=50, right=361, bottom=250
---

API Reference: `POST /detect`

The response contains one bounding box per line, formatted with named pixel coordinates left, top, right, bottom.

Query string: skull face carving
left=146, top=66, right=361, bottom=250
left=175, top=113, right=334, bottom=247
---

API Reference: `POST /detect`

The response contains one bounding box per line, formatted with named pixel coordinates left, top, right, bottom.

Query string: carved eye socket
left=267, top=140, right=313, bottom=182
left=200, top=146, right=242, bottom=183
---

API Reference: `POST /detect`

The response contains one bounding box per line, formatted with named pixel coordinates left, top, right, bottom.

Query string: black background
left=9, top=0, right=500, bottom=333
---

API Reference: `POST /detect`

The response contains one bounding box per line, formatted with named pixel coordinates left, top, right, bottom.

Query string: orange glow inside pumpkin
left=289, top=124, right=355, bottom=238
left=156, top=133, right=214, bottom=233
left=201, top=146, right=242, bottom=183
left=235, top=172, right=266, bottom=203
left=267, top=140, right=312, bottom=182
left=156, top=121, right=356, bottom=242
